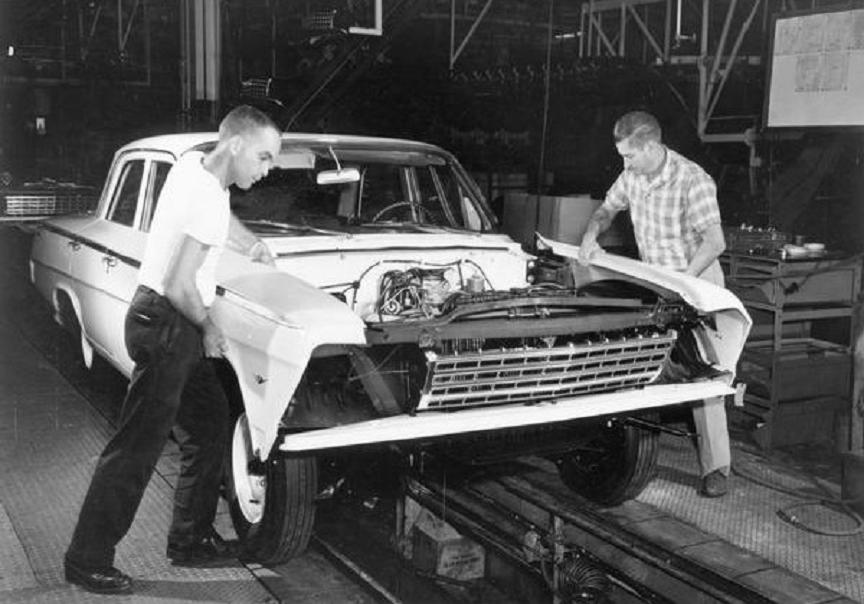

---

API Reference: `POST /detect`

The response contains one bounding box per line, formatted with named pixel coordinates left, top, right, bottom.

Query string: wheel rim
left=232, top=414, right=266, bottom=524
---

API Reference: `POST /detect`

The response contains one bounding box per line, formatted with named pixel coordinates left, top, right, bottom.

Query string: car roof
left=117, top=132, right=450, bottom=159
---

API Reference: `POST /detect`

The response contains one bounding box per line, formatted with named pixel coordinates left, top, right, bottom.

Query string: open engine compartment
left=285, top=267, right=716, bottom=431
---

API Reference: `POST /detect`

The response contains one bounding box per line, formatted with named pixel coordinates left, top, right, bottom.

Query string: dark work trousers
left=65, top=285, right=230, bottom=570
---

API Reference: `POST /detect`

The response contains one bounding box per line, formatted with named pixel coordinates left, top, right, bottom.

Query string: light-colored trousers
left=691, top=260, right=731, bottom=477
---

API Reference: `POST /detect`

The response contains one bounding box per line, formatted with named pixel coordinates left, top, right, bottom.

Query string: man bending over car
left=64, top=105, right=281, bottom=594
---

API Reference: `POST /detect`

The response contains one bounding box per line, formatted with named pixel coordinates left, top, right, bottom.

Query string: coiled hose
left=731, top=449, right=864, bottom=537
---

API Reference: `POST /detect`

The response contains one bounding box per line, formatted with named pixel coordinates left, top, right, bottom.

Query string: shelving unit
left=721, top=251, right=862, bottom=450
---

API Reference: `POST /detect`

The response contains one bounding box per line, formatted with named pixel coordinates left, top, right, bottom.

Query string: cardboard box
left=502, top=192, right=623, bottom=248
left=501, top=192, right=539, bottom=247
left=412, top=518, right=485, bottom=581
left=404, top=497, right=484, bottom=581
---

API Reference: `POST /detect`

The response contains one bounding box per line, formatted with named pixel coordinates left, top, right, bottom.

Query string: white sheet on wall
left=766, top=8, right=864, bottom=127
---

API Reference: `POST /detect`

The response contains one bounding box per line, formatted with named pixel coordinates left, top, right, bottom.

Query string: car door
left=29, top=216, right=90, bottom=306
left=71, top=151, right=174, bottom=376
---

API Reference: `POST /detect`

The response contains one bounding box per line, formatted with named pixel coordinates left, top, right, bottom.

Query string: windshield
left=231, top=144, right=495, bottom=234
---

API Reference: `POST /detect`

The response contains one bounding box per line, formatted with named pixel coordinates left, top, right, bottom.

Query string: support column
left=179, top=0, right=221, bottom=128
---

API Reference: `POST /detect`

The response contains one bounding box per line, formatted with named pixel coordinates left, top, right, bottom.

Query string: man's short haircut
left=219, top=105, right=279, bottom=140
left=613, top=111, right=662, bottom=148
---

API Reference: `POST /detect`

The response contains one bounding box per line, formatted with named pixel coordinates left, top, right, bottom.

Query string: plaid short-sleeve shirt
left=602, top=147, right=721, bottom=271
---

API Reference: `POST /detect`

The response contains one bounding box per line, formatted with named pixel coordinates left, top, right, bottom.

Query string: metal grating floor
left=638, top=430, right=864, bottom=602
left=2, top=219, right=862, bottom=602
left=3, top=307, right=862, bottom=603
left=0, top=317, right=275, bottom=604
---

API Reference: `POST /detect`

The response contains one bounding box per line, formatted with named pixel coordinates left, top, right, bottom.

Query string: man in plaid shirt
left=578, top=111, right=730, bottom=497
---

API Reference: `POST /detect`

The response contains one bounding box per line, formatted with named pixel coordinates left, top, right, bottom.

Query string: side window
left=108, top=160, right=144, bottom=227
left=143, top=161, right=172, bottom=232
left=432, top=166, right=477, bottom=230
left=415, top=167, right=452, bottom=226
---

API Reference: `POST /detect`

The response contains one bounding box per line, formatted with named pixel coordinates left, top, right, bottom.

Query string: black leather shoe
left=65, top=562, right=133, bottom=594
left=167, top=531, right=239, bottom=567
left=699, top=470, right=728, bottom=498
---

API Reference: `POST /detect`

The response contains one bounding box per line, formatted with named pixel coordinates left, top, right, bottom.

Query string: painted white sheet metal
left=214, top=250, right=366, bottom=459
left=280, top=381, right=735, bottom=452
left=536, top=234, right=747, bottom=317
left=536, top=235, right=752, bottom=379
left=277, top=237, right=751, bottom=455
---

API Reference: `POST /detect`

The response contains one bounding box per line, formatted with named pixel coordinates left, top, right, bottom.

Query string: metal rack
left=722, top=251, right=862, bottom=450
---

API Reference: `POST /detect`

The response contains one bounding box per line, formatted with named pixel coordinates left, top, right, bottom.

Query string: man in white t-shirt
left=64, top=105, right=281, bottom=595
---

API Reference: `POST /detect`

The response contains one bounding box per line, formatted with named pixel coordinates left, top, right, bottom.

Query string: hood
left=264, top=231, right=524, bottom=257
left=537, top=234, right=752, bottom=379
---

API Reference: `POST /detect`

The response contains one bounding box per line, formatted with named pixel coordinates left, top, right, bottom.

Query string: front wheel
left=224, top=413, right=317, bottom=564
left=554, top=412, right=660, bottom=506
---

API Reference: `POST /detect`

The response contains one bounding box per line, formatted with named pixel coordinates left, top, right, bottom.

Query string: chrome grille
left=416, top=330, right=677, bottom=411
left=2, top=192, right=97, bottom=217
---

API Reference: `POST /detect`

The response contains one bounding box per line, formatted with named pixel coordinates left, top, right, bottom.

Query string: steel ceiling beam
left=580, top=0, right=668, bottom=60
left=81, top=0, right=145, bottom=60
left=449, top=0, right=496, bottom=70
left=625, top=1, right=664, bottom=60
left=6, top=0, right=154, bottom=85
left=702, top=0, right=762, bottom=139
left=578, top=0, right=765, bottom=144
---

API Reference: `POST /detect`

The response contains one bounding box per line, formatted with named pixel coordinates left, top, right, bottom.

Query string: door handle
left=102, top=255, right=118, bottom=271
left=67, top=240, right=81, bottom=250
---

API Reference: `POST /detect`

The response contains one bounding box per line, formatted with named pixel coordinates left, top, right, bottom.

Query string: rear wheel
left=225, top=413, right=318, bottom=564
left=554, top=412, right=660, bottom=506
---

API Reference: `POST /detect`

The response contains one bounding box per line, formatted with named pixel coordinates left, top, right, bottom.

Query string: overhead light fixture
left=7, top=46, right=14, bottom=57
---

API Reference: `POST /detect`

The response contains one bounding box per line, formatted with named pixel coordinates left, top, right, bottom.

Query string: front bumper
left=280, top=379, right=734, bottom=452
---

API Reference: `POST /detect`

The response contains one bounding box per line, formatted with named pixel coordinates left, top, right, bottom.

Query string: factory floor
left=639, top=423, right=863, bottom=603
left=0, top=225, right=374, bottom=604
left=4, top=320, right=861, bottom=604
left=1, top=222, right=862, bottom=603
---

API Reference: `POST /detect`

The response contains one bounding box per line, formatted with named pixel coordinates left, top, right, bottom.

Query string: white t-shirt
left=138, top=152, right=230, bottom=307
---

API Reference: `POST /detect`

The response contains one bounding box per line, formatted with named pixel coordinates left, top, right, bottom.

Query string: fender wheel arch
left=54, top=288, right=78, bottom=331
left=54, top=289, right=97, bottom=370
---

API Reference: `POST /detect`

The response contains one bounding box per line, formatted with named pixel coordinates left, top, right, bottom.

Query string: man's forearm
left=584, top=206, right=615, bottom=240
left=165, top=280, right=210, bottom=327
left=685, top=224, right=726, bottom=277
left=228, top=213, right=275, bottom=265
left=165, top=281, right=227, bottom=357
left=227, top=213, right=261, bottom=254
left=685, top=247, right=718, bottom=277
left=576, top=205, right=618, bottom=265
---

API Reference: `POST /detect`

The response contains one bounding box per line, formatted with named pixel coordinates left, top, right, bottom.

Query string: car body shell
left=29, top=132, right=752, bottom=463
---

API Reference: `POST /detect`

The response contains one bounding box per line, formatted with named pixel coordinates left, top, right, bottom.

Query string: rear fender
left=537, top=235, right=751, bottom=380
left=52, top=284, right=82, bottom=329
left=211, top=267, right=366, bottom=461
